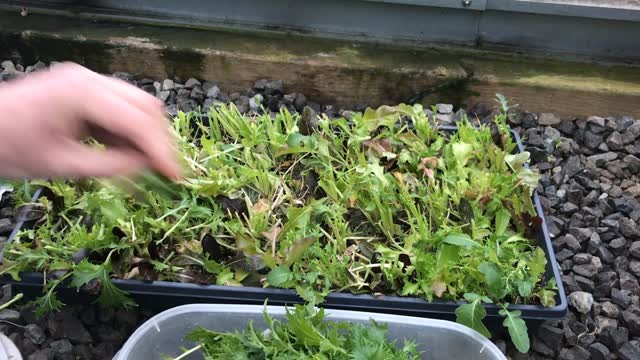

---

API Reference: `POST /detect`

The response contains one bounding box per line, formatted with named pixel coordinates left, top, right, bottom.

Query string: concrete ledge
left=1, top=10, right=639, bottom=118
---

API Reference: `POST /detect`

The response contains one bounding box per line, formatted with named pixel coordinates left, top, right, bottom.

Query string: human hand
left=0, top=62, right=180, bottom=179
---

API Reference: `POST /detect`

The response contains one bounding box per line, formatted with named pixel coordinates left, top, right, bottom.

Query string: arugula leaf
left=455, top=293, right=491, bottom=338
left=499, top=305, right=530, bottom=353
left=443, top=233, right=479, bottom=248
left=478, top=262, right=506, bottom=299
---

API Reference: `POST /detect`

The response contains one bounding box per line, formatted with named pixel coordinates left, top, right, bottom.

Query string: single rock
left=27, top=349, right=54, bottom=360
left=206, top=85, right=220, bottom=99
left=202, top=98, right=222, bottom=112
left=20, top=338, right=37, bottom=357
left=579, top=333, right=596, bottom=348
left=606, top=131, right=624, bottom=150
left=601, top=302, right=620, bottom=319
left=587, top=152, right=617, bottom=167
left=539, top=113, right=562, bottom=126
left=584, top=131, right=604, bottom=149
left=298, top=106, right=318, bottom=136
left=50, top=339, right=74, bottom=360
left=614, top=196, right=639, bottom=214
left=254, top=79, right=283, bottom=95
left=562, top=202, right=580, bottom=214
left=436, top=103, right=453, bottom=114
left=537, top=324, right=564, bottom=349
left=617, top=116, right=635, bottom=132
left=625, top=184, right=640, bottom=198
left=589, top=342, right=610, bottom=360
left=556, top=249, right=574, bottom=261
left=161, top=79, right=174, bottom=91
left=573, top=256, right=602, bottom=278
left=91, top=342, right=117, bottom=359
left=630, top=260, right=640, bottom=278
left=563, top=275, right=581, bottom=294
left=617, top=342, right=640, bottom=360
left=0, top=217, right=14, bottom=234
left=587, top=115, right=606, bottom=129
left=621, top=218, right=640, bottom=240
left=621, top=123, right=640, bottom=144
left=177, top=97, right=197, bottom=113
left=532, top=337, right=555, bottom=357
left=183, top=78, right=201, bottom=89
left=558, top=120, right=577, bottom=135
left=623, top=310, right=640, bottom=335
left=574, top=275, right=595, bottom=293
left=190, top=86, right=206, bottom=102
left=609, top=237, right=627, bottom=256
left=249, top=94, right=263, bottom=112
left=48, top=312, right=93, bottom=344
left=92, top=324, right=123, bottom=343
left=564, top=156, right=584, bottom=178
left=596, top=246, right=615, bottom=264
left=0, top=309, right=21, bottom=322
left=595, top=315, right=617, bottom=330
left=157, top=90, right=171, bottom=103
left=569, top=228, right=592, bottom=242
left=574, top=253, right=592, bottom=264
left=568, top=291, right=594, bottom=314
left=24, top=324, right=47, bottom=345
left=611, top=288, right=632, bottom=308
left=600, top=326, right=628, bottom=350
left=1, top=60, right=16, bottom=72
left=558, top=346, right=590, bottom=360
left=293, top=93, right=307, bottom=112
left=624, top=154, right=640, bottom=173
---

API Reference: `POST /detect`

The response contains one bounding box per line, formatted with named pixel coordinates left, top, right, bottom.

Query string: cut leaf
left=455, top=298, right=491, bottom=338
left=429, top=280, right=447, bottom=298
left=499, top=306, right=530, bottom=353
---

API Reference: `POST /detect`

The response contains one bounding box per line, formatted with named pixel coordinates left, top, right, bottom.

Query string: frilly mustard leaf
left=267, top=265, right=293, bottom=287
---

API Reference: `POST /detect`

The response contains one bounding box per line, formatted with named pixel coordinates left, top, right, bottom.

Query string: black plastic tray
left=0, top=124, right=567, bottom=330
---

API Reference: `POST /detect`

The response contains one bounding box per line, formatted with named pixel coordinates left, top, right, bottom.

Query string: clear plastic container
left=115, top=304, right=507, bottom=360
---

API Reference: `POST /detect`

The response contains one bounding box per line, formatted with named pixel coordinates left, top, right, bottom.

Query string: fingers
left=46, top=141, right=148, bottom=178
left=52, top=63, right=181, bottom=179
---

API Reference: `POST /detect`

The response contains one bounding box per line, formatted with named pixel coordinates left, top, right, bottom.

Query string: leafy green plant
left=176, top=304, right=421, bottom=360
left=1, top=97, right=552, bottom=351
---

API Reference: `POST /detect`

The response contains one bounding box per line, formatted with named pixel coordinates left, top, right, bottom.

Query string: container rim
left=115, top=303, right=508, bottom=360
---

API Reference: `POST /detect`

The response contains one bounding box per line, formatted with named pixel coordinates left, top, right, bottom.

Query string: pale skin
left=0, top=62, right=180, bottom=179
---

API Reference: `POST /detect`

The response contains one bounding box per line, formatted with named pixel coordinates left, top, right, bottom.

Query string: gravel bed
left=2, top=59, right=640, bottom=359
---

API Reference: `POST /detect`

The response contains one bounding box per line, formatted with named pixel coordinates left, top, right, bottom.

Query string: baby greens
left=178, top=305, right=420, bottom=360
left=1, top=99, right=555, bottom=352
